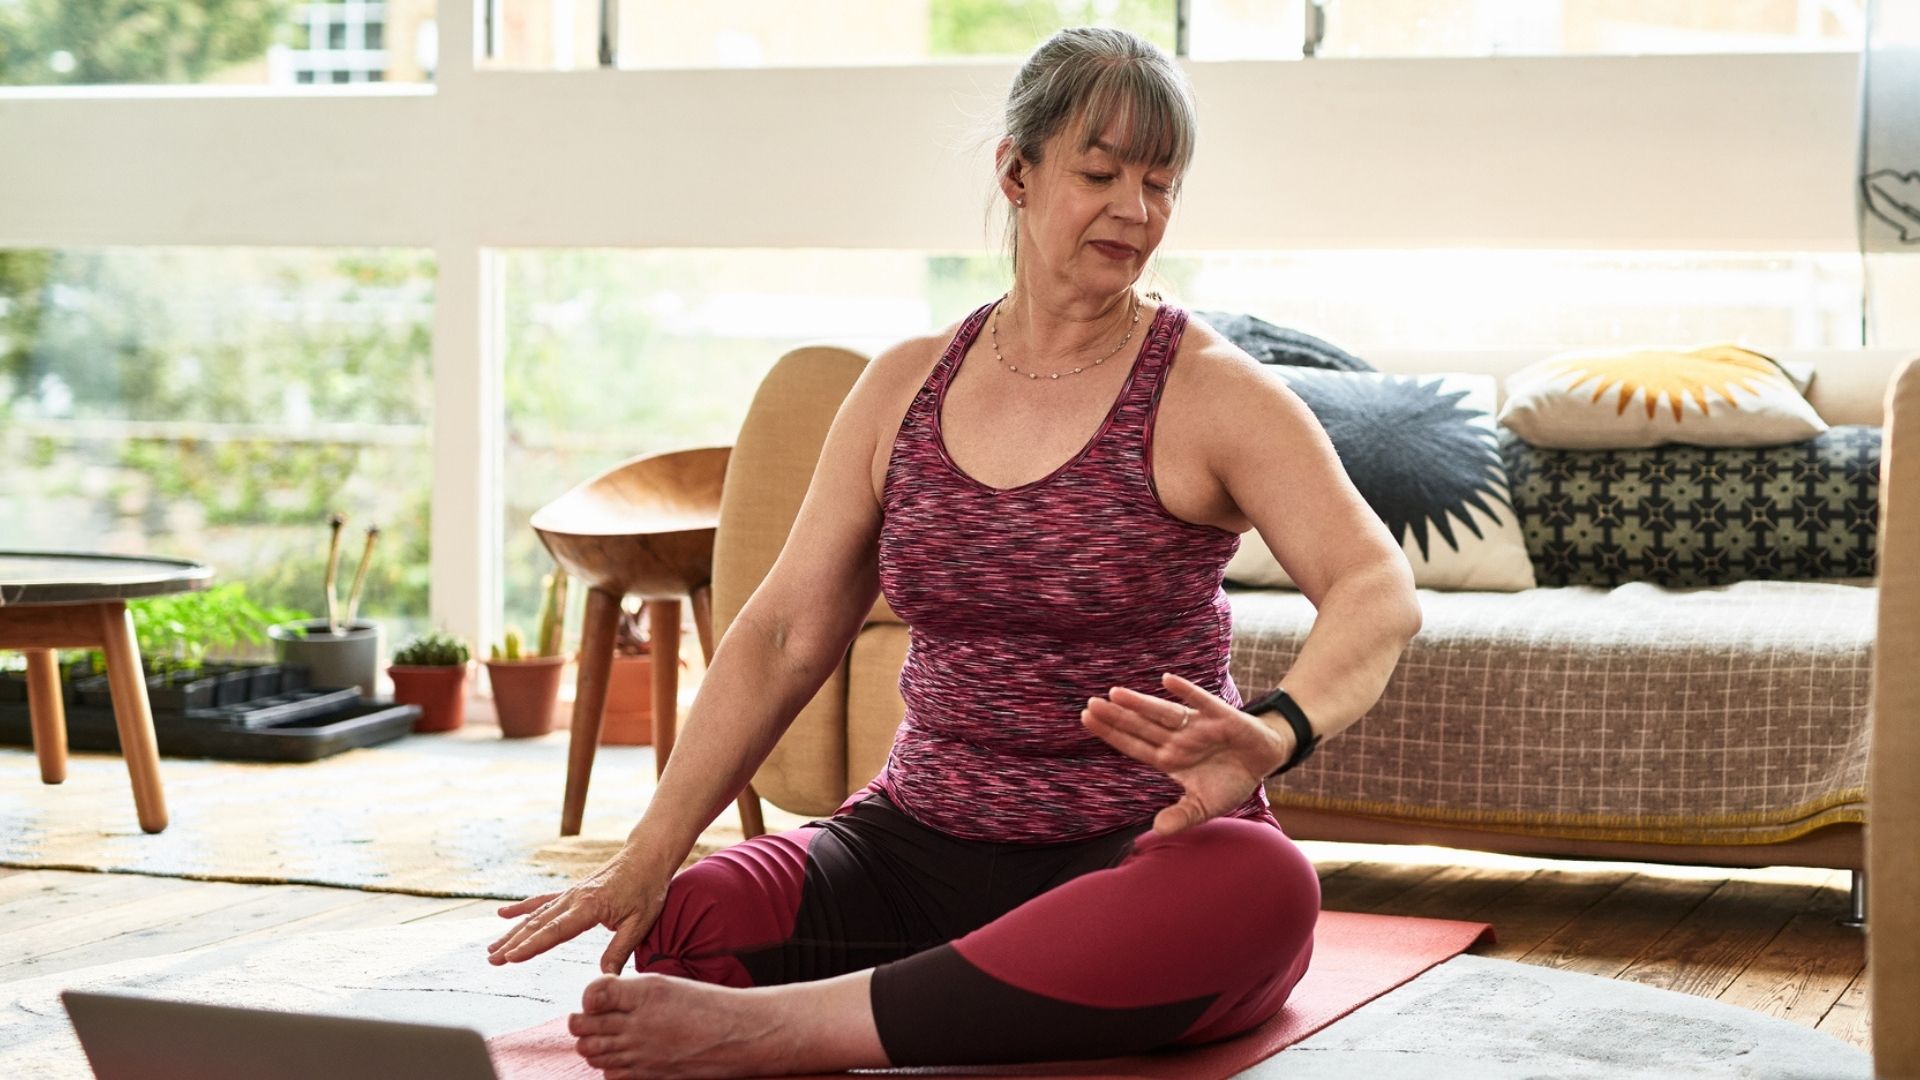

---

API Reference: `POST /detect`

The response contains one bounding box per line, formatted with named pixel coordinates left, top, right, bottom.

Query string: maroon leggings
left=631, top=790, right=1320, bottom=1066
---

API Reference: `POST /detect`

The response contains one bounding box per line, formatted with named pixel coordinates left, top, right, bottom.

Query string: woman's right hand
left=486, top=848, right=673, bottom=975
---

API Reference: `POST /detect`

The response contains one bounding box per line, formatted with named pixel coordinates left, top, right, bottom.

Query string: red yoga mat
left=489, top=909, right=1495, bottom=1079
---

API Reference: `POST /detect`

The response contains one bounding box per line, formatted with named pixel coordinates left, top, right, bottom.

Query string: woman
left=488, top=26, right=1420, bottom=1079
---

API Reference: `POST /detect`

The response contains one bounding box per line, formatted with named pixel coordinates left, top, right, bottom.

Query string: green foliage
left=533, top=571, right=566, bottom=657
left=492, top=627, right=524, bottom=662
left=0, top=0, right=294, bottom=86
left=129, top=582, right=308, bottom=671
left=393, top=631, right=470, bottom=668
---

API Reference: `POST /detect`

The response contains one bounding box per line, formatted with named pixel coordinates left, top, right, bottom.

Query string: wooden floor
left=0, top=840, right=1871, bottom=1056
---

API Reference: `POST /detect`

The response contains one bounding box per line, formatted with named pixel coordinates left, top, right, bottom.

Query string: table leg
left=562, top=587, right=621, bottom=837
left=97, top=601, right=169, bottom=834
left=649, top=599, right=681, bottom=782
left=24, top=649, right=67, bottom=784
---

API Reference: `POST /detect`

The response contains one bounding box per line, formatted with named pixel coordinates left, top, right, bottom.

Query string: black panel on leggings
left=870, top=942, right=1219, bottom=1066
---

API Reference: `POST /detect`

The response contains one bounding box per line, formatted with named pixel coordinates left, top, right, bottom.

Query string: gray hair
left=996, top=27, right=1197, bottom=266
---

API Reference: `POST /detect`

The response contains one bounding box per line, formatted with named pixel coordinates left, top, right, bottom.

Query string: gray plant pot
left=269, top=620, right=383, bottom=698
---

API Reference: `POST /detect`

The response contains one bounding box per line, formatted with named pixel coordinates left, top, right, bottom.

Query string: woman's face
left=1004, top=117, right=1180, bottom=303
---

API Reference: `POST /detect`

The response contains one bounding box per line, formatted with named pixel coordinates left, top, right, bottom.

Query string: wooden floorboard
left=0, top=849, right=1872, bottom=1060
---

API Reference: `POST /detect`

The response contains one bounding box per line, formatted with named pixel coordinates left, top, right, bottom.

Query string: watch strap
left=1245, top=687, right=1322, bottom=780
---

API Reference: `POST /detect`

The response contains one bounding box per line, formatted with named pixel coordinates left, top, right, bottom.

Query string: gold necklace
left=991, top=292, right=1141, bottom=381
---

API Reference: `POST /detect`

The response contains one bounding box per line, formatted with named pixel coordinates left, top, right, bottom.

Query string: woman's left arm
left=1204, top=354, right=1423, bottom=755
left=1082, top=347, right=1424, bottom=835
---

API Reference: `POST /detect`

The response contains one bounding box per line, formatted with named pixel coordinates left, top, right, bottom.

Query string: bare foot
left=566, top=970, right=888, bottom=1078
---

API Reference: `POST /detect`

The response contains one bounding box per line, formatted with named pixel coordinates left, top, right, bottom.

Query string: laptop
left=62, top=990, right=504, bottom=1080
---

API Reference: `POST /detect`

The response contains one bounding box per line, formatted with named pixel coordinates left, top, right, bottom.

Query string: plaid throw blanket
left=1229, top=579, right=1873, bottom=844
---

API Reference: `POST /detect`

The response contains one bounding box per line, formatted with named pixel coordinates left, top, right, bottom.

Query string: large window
left=1192, top=0, right=1868, bottom=60
left=0, top=0, right=435, bottom=87
left=481, top=0, right=1866, bottom=70
left=499, top=246, right=1865, bottom=635
left=0, top=248, right=436, bottom=642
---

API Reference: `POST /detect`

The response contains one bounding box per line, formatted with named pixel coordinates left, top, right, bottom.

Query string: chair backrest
left=1870, top=355, right=1920, bottom=1078
left=712, top=344, right=872, bottom=816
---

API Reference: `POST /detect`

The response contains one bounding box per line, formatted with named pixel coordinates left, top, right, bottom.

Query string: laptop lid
left=62, top=990, right=501, bottom=1080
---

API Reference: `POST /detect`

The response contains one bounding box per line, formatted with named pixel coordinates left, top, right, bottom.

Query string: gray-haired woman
left=488, top=26, right=1418, bottom=1078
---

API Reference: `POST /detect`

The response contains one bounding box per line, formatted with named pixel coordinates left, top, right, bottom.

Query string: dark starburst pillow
left=1499, top=426, right=1881, bottom=587
left=1193, top=311, right=1375, bottom=372
left=1226, top=369, right=1537, bottom=591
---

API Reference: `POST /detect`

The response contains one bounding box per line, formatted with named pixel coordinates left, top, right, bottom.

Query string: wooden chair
left=531, top=446, right=765, bottom=840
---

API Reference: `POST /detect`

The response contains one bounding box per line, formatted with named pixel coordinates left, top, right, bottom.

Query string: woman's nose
left=1109, top=182, right=1149, bottom=223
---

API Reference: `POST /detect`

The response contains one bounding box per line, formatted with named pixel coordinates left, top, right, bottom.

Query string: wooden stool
left=1, top=552, right=213, bottom=834
left=531, top=446, right=765, bottom=840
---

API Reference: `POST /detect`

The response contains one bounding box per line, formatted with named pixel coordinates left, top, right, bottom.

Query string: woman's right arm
left=487, top=337, right=931, bottom=974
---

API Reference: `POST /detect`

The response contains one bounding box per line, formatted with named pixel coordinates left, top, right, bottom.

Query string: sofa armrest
left=1872, top=354, right=1920, bottom=1076
left=712, top=344, right=872, bottom=817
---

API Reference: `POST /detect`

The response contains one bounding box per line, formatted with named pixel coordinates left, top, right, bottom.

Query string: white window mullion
left=429, top=244, right=502, bottom=652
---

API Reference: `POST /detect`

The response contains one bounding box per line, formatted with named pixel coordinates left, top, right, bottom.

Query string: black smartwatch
left=1244, top=687, right=1321, bottom=780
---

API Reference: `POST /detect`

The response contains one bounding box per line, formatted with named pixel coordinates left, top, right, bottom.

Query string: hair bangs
left=1069, top=63, right=1194, bottom=176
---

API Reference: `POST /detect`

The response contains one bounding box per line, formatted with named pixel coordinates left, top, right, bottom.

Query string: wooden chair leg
left=563, top=587, right=621, bottom=837
left=691, top=585, right=763, bottom=839
left=736, top=783, right=765, bottom=840
left=24, top=649, right=68, bottom=785
left=97, top=601, right=168, bottom=834
left=648, top=598, right=681, bottom=782
left=689, top=585, right=716, bottom=664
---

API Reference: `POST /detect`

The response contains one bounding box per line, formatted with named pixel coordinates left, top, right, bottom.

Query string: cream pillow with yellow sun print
left=1498, top=344, right=1827, bottom=449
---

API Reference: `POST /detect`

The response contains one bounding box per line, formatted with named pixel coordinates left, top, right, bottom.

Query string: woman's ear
left=995, top=137, right=1027, bottom=208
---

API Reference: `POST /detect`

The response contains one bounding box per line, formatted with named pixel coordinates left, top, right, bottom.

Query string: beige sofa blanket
left=1229, top=578, right=1874, bottom=845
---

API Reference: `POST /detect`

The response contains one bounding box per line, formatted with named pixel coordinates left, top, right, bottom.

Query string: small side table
left=0, top=552, right=212, bottom=834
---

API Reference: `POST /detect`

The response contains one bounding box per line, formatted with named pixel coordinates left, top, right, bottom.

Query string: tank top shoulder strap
left=1112, top=302, right=1189, bottom=421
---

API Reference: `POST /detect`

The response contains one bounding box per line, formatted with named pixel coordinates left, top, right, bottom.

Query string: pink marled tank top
left=858, top=299, right=1273, bottom=843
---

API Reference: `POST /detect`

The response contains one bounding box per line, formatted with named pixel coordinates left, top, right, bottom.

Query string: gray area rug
left=0, top=919, right=1870, bottom=1079
left=1263, top=953, right=1869, bottom=1080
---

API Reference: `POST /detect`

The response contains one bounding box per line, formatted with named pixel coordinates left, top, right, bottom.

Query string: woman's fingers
left=1107, top=685, right=1195, bottom=730
left=1088, top=695, right=1177, bottom=743
left=599, top=913, right=651, bottom=976
left=1083, top=705, right=1164, bottom=766
left=491, top=900, right=598, bottom=965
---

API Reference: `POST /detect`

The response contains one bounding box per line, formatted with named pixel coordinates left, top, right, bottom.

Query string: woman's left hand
left=1082, top=672, right=1292, bottom=837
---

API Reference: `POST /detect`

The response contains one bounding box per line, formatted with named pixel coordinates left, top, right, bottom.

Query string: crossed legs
left=569, top=794, right=1319, bottom=1077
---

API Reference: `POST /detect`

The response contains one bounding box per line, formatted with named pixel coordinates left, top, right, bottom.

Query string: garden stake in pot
left=344, top=524, right=380, bottom=628
left=323, top=511, right=347, bottom=634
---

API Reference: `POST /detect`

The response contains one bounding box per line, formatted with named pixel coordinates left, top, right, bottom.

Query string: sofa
left=707, top=340, right=1920, bottom=1065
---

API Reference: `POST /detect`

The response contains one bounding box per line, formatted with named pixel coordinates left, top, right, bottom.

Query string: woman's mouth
left=1089, top=241, right=1138, bottom=261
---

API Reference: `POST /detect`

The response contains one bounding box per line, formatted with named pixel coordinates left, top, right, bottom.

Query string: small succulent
left=490, top=627, right=526, bottom=662
left=392, top=631, right=471, bottom=667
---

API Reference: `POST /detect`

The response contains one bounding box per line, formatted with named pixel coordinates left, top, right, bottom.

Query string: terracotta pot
left=602, top=653, right=654, bottom=745
left=389, top=664, right=470, bottom=733
left=486, top=656, right=566, bottom=739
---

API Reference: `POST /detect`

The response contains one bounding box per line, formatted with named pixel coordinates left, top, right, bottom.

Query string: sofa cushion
left=1193, top=310, right=1373, bottom=372
left=1497, top=344, right=1828, bottom=449
left=1500, top=425, right=1882, bottom=587
left=1225, top=370, right=1536, bottom=591
left=1226, top=580, right=1873, bottom=845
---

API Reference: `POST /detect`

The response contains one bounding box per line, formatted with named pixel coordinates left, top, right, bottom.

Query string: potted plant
left=600, top=600, right=656, bottom=745
left=270, top=513, right=383, bottom=696
left=72, top=584, right=307, bottom=710
left=485, top=571, right=569, bottom=739
left=388, top=631, right=471, bottom=734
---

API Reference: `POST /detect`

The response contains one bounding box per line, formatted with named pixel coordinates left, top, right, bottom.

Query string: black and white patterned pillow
left=1226, top=369, right=1536, bottom=591
left=1500, top=425, right=1881, bottom=587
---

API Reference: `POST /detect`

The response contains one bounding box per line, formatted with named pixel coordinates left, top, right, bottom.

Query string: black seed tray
left=186, top=688, right=363, bottom=730
left=0, top=698, right=419, bottom=763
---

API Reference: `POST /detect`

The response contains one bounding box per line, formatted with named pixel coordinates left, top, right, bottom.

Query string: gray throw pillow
left=1192, top=311, right=1374, bottom=372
